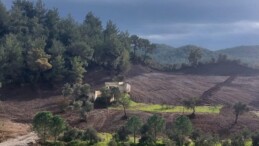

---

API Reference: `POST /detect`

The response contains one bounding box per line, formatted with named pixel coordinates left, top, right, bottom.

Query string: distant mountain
left=151, top=44, right=218, bottom=65
left=152, top=44, right=259, bottom=67
left=217, top=45, right=259, bottom=66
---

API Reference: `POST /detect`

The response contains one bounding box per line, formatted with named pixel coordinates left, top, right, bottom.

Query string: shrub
left=222, top=140, right=231, bottom=146
left=82, top=127, right=101, bottom=144
left=252, top=133, right=259, bottom=146
left=44, top=141, right=65, bottom=146
left=67, top=140, right=88, bottom=146
left=62, top=128, right=83, bottom=142
left=163, top=138, right=176, bottom=146
left=108, top=139, right=118, bottom=146
left=114, top=126, right=130, bottom=142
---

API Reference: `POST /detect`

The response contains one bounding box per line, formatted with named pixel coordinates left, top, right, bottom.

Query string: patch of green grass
left=111, top=100, right=222, bottom=114
left=95, top=133, right=113, bottom=146
left=245, top=139, right=252, bottom=146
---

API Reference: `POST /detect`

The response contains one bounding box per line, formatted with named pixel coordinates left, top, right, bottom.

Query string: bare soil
left=1, top=64, right=259, bottom=143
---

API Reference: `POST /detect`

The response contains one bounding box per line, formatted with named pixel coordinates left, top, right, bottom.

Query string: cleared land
left=127, top=72, right=259, bottom=110
left=1, top=65, right=259, bottom=143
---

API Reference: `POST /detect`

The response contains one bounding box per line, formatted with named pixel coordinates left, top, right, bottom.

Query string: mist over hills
left=152, top=44, right=259, bottom=67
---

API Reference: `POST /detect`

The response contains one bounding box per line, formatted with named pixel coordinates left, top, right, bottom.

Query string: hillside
left=1, top=64, right=259, bottom=142
left=152, top=44, right=259, bottom=68
left=217, top=45, right=259, bottom=67
left=151, top=44, right=217, bottom=65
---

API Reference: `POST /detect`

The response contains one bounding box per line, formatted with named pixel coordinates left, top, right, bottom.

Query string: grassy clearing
left=95, top=133, right=113, bottom=146
left=111, top=100, right=222, bottom=114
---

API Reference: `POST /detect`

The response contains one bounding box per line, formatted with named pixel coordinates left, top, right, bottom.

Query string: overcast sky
left=2, top=0, right=259, bottom=50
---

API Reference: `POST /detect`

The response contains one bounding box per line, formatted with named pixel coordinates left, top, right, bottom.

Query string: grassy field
left=110, top=100, right=222, bottom=114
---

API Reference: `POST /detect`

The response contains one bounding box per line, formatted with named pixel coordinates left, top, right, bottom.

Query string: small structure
left=91, top=82, right=131, bottom=101
left=105, top=82, right=131, bottom=93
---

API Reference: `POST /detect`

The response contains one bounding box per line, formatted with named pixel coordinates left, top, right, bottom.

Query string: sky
left=2, top=0, right=259, bottom=50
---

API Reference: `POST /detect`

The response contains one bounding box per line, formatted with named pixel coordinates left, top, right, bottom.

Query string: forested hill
left=152, top=44, right=217, bottom=65
left=152, top=44, right=259, bottom=67
left=0, top=0, right=156, bottom=86
left=217, top=45, right=259, bottom=67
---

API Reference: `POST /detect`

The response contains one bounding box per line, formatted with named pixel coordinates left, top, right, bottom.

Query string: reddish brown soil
left=127, top=72, right=229, bottom=105
left=1, top=64, right=259, bottom=141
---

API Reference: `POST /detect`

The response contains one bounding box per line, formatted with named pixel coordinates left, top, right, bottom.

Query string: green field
left=110, top=100, right=222, bottom=114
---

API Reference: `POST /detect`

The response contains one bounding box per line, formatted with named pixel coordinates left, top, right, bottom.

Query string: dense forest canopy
left=0, top=0, right=155, bottom=86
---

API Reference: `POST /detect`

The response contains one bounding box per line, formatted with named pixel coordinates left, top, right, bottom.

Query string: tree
left=183, top=97, right=200, bottom=118
left=114, top=126, right=130, bottom=143
left=252, top=133, right=259, bottom=146
left=62, top=83, right=73, bottom=98
left=0, top=1, right=9, bottom=37
left=130, top=35, right=140, bottom=60
left=139, top=124, right=156, bottom=146
left=80, top=101, right=93, bottom=122
left=58, top=15, right=80, bottom=46
left=67, top=41, right=93, bottom=65
left=33, top=111, right=53, bottom=143
left=146, top=114, right=165, bottom=143
left=139, top=38, right=155, bottom=63
left=50, top=115, right=66, bottom=142
left=233, top=102, right=249, bottom=124
left=126, top=116, right=142, bottom=144
left=70, top=57, right=86, bottom=84
left=118, top=93, right=131, bottom=119
left=231, top=134, right=245, bottom=146
left=1, top=34, right=24, bottom=84
left=48, top=55, right=66, bottom=82
left=170, top=115, right=193, bottom=146
left=81, top=12, right=103, bottom=48
left=188, top=48, right=202, bottom=66
left=95, top=20, right=130, bottom=73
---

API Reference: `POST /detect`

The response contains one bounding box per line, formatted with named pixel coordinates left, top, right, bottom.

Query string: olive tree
left=233, top=102, right=249, bottom=124
left=118, top=93, right=131, bottom=119
left=183, top=97, right=200, bottom=118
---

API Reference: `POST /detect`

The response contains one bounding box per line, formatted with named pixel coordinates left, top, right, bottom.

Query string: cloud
left=1, top=0, right=259, bottom=49
left=138, top=21, right=259, bottom=49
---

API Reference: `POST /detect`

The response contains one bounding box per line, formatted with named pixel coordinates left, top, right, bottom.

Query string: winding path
left=201, top=76, right=237, bottom=101
left=0, top=132, right=38, bottom=146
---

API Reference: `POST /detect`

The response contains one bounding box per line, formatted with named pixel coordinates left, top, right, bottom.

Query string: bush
left=82, top=127, right=101, bottom=144
left=231, top=135, right=245, bottom=146
left=252, top=133, right=259, bottom=146
left=108, top=139, right=118, bottom=146
left=63, top=128, right=83, bottom=142
left=66, top=140, right=88, bottom=146
left=138, top=135, right=156, bottom=146
left=222, top=140, right=231, bottom=146
left=114, top=126, right=130, bottom=142
left=44, top=141, right=65, bottom=146
left=163, top=138, right=176, bottom=146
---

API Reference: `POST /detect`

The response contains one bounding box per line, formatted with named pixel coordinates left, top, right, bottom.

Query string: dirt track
left=127, top=72, right=259, bottom=109
left=0, top=132, right=38, bottom=146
